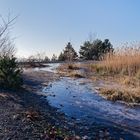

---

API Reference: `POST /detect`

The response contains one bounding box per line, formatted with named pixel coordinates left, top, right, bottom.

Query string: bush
left=0, top=56, right=23, bottom=89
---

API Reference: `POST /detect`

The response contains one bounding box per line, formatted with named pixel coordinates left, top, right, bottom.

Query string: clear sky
left=0, top=0, right=140, bottom=58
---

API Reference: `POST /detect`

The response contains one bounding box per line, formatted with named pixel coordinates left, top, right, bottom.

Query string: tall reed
left=96, top=44, right=140, bottom=76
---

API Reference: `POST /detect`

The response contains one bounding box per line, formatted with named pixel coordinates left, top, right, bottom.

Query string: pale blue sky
left=0, top=0, right=140, bottom=58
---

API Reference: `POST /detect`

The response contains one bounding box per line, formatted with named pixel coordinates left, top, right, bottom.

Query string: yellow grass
left=93, top=45, right=140, bottom=77
left=99, top=87, right=140, bottom=103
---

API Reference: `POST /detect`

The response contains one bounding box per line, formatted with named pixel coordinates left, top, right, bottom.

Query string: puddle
left=42, top=77, right=140, bottom=139
left=34, top=63, right=60, bottom=73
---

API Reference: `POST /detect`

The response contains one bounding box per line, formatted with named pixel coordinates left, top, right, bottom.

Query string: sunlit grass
left=91, top=43, right=140, bottom=77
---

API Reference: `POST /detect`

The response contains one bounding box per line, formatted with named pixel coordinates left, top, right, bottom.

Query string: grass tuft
left=99, top=88, right=140, bottom=103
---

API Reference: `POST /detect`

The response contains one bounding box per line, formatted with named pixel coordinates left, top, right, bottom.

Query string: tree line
left=26, top=39, right=113, bottom=63
left=58, top=39, right=113, bottom=61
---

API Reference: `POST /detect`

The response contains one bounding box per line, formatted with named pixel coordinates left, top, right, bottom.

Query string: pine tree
left=0, top=56, right=23, bottom=89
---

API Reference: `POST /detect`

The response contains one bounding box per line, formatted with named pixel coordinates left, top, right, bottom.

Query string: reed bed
left=92, top=44, right=140, bottom=77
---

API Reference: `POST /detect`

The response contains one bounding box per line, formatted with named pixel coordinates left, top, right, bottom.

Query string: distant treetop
left=79, top=39, right=113, bottom=60
left=58, top=42, right=78, bottom=61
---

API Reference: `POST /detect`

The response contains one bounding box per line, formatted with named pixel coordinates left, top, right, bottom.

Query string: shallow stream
left=38, top=63, right=140, bottom=139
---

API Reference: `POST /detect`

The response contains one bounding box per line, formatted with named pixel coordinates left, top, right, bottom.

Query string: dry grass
left=99, top=88, right=140, bottom=104
left=57, top=63, right=85, bottom=78
left=91, top=44, right=140, bottom=77
left=88, top=44, right=140, bottom=103
left=69, top=72, right=84, bottom=78
left=57, top=63, right=79, bottom=72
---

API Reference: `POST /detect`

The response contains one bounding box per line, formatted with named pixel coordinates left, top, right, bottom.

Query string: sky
left=0, top=0, right=140, bottom=58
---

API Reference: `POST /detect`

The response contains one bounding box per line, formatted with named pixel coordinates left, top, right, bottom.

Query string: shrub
left=99, top=88, right=140, bottom=103
left=0, top=56, right=23, bottom=89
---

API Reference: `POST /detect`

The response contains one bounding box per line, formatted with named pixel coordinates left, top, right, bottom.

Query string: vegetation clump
left=99, top=88, right=140, bottom=104
left=67, top=64, right=79, bottom=70
left=70, top=72, right=84, bottom=78
left=0, top=15, right=23, bottom=89
left=58, top=42, right=78, bottom=61
left=0, top=56, right=23, bottom=89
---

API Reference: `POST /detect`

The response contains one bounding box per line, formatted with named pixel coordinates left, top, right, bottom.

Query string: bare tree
left=51, top=54, right=57, bottom=62
left=0, top=13, right=17, bottom=58
left=27, top=52, right=47, bottom=63
left=0, top=14, right=23, bottom=89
